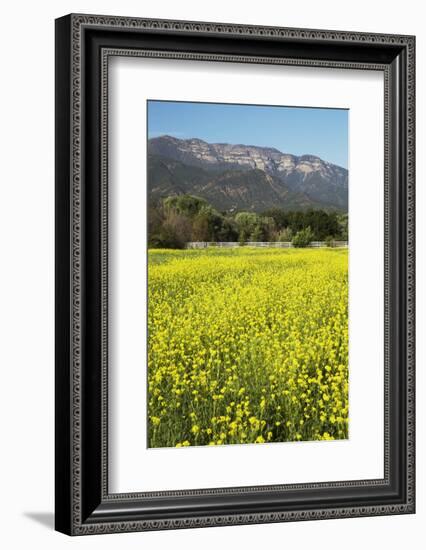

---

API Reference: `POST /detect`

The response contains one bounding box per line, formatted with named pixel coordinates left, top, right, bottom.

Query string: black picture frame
left=55, top=13, right=415, bottom=536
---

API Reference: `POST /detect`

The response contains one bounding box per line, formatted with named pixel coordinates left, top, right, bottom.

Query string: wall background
left=0, top=1, right=423, bottom=548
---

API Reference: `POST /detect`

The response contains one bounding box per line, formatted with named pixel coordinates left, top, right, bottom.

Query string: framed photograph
left=55, top=14, right=415, bottom=535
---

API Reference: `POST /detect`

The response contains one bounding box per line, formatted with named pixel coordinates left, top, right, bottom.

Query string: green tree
left=292, top=226, right=314, bottom=248
left=277, top=227, right=293, bottom=242
left=250, top=224, right=263, bottom=242
left=148, top=194, right=348, bottom=248
left=164, top=195, right=207, bottom=218
left=248, top=216, right=275, bottom=241
left=235, top=212, right=259, bottom=242
left=325, top=235, right=335, bottom=247
left=337, top=213, right=349, bottom=240
left=262, top=208, right=289, bottom=230
left=191, top=212, right=210, bottom=241
left=216, top=218, right=238, bottom=242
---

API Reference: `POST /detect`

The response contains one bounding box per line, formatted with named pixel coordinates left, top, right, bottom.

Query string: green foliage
left=148, top=194, right=347, bottom=247
left=148, top=199, right=193, bottom=248
left=235, top=212, right=259, bottom=242
left=250, top=224, right=264, bottom=242
left=262, top=207, right=289, bottom=229
left=337, top=213, right=349, bottom=241
left=277, top=227, right=293, bottom=242
left=325, top=235, right=335, bottom=248
left=292, top=226, right=314, bottom=248
left=216, top=218, right=238, bottom=242
left=263, top=208, right=342, bottom=240
left=148, top=228, right=185, bottom=249
left=164, top=194, right=207, bottom=218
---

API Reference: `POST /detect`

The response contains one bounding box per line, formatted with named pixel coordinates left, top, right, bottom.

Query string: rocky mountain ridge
left=148, top=135, right=348, bottom=212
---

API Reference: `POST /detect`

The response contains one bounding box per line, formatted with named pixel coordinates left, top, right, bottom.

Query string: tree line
left=148, top=195, right=348, bottom=249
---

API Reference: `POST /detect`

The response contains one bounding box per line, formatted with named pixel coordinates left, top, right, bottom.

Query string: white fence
left=186, top=241, right=348, bottom=249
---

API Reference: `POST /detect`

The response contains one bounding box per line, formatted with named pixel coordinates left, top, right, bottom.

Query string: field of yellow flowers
left=148, top=247, right=348, bottom=448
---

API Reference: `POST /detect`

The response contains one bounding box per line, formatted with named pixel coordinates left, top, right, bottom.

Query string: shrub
left=148, top=227, right=185, bottom=249
left=325, top=235, right=335, bottom=248
left=292, top=227, right=314, bottom=248
left=277, top=227, right=293, bottom=242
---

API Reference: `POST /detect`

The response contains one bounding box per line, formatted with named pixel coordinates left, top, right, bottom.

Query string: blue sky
left=147, top=100, right=349, bottom=169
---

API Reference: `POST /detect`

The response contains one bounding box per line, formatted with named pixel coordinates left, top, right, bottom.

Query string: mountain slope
left=149, top=155, right=335, bottom=213
left=148, top=136, right=348, bottom=212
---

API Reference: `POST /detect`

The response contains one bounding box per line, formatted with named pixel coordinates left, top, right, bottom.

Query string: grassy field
left=148, top=247, right=348, bottom=448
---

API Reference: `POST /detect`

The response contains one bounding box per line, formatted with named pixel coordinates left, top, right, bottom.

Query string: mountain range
left=148, top=135, right=348, bottom=213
